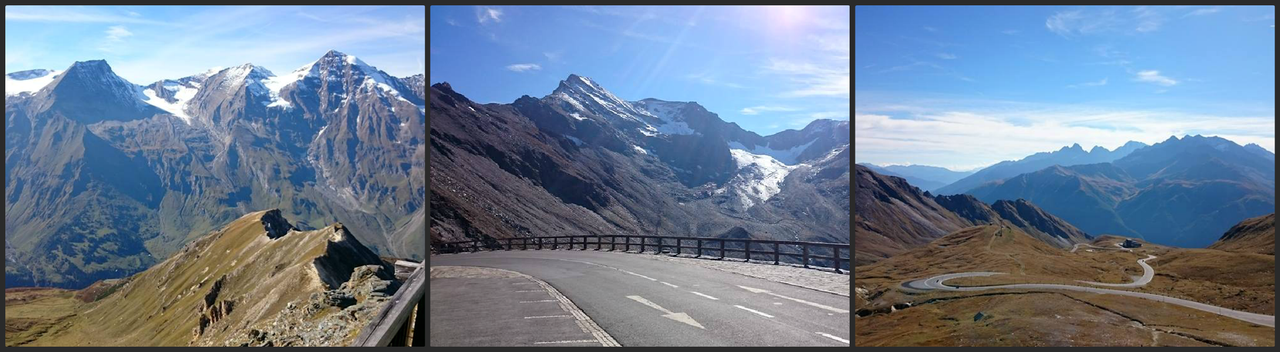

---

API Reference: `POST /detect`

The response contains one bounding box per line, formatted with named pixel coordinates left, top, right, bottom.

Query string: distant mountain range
left=966, top=135, right=1274, bottom=248
left=431, top=75, right=849, bottom=252
left=5, top=50, right=425, bottom=288
left=855, top=164, right=973, bottom=192
left=936, top=141, right=1148, bottom=195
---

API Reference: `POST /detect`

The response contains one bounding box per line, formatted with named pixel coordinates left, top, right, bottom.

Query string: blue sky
left=430, top=6, right=850, bottom=136
left=5, top=6, right=424, bottom=84
left=855, top=6, right=1275, bottom=171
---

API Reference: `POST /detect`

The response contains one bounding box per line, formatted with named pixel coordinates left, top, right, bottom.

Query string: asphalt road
left=1077, top=255, right=1156, bottom=288
left=900, top=271, right=1275, bottom=328
left=430, top=249, right=850, bottom=346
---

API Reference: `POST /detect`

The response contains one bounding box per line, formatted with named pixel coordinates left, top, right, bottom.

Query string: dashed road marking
left=524, top=315, right=573, bottom=319
left=816, top=332, right=849, bottom=344
left=660, top=281, right=679, bottom=288
left=519, top=300, right=559, bottom=303
left=621, top=270, right=657, bottom=281
left=737, top=285, right=849, bottom=314
left=512, top=282, right=537, bottom=285
left=515, top=290, right=543, bottom=292
left=690, top=291, right=719, bottom=300
left=533, top=340, right=600, bottom=345
left=734, top=305, right=775, bottom=318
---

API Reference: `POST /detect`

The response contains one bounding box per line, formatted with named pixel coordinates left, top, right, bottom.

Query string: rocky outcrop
left=225, top=265, right=399, bottom=347
left=260, top=209, right=295, bottom=239
left=312, top=223, right=391, bottom=289
left=991, top=199, right=1091, bottom=248
left=1209, top=213, right=1275, bottom=255
left=193, top=275, right=234, bottom=339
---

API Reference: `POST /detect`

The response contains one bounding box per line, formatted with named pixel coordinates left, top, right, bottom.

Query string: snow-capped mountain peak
left=545, top=74, right=657, bottom=128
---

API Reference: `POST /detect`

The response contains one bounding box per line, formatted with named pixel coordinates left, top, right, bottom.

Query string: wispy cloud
left=1133, top=6, right=1165, bottom=32
left=1183, top=7, right=1221, bottom=17
left=764, top=59, right=849, bottom=97
left=543, top=51, right=562, bottom=63
left=505, top=63, right=541, bottom=72
left=685, top=72, right=745, bottom=89
left=477, top=6, right=502, bottom=24
left=1066, top=77, right=1108, bottom=88
left=855, top=106, right=1275, bottom=169
left=1134, top=70, right=1177, bottom=86
left=740, top=106, right=800, bottom=115
left=105, top=25, right=133, bottom=41
left=1046, top=7, right=1182, bottom=36
left=935, top=53, right=957, bottom=60
left=5, top=6, right=172, bottom=25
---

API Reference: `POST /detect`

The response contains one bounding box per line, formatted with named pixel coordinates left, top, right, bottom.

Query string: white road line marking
left=621, top=270, right=657, bottom=281
left=774, top=302, right=783, bottom=305
left=690, top=291, right=719, bottom=300
left=816, top=332, right=849, bottom=344
left=515, top=290, right=543, bottom=292
left=533, top=340, right=599, bottom=345
left=524, top=315, right=573, bottom=319
left=519, top=300, right=558, bottom=303
left=627, top=295, right=706, bottom=329
left=660, top=281, right=679, bottom=288
left=512, top=282, right=536, bottom=285
left=734, top=305, right=775, bottom=318
left=737, top=285, right=849, bottom=314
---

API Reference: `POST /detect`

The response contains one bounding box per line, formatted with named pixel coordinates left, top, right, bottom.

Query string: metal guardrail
left=353, top=261, right=426, bottom=346
left=432, top=235, right=850, bottom=274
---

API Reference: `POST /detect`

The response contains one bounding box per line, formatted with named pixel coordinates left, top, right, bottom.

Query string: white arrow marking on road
left=816, top=332, right=849, bottom=344
left=737, top=285, right=849, bottom=314
left=626, top=295, right=705, bottom=329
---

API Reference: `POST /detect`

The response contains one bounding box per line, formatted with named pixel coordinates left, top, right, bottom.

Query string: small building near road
left=1121, top=239, right=1142, bottom=248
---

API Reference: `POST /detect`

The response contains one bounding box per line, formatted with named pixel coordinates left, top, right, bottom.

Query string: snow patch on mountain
left=5, top=69, right=60, bottom=96
left=727, top=139, right=817, bottom=165
left=722, top=148, right=799, bottom=209
left=632, top=99, right=697, bottom=135
left=140, top=84, right=198, bottom=124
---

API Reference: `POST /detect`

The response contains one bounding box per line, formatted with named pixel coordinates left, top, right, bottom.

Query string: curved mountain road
left=900, top=257, right=1275, bottom=328
left=1077, top=255, right=1156, bottom=287
left=431, top=250, right=849, bottom=346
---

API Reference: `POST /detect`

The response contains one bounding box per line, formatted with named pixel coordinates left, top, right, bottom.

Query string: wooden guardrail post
left=719, top=240, right=725, bottom=260
left=640, top=237, right=646, bottom=253
left=675, top=238, right=681, bottom=256
left=744, top=241, right=751, bottom=263
left=538, top=238, right=543, bottom=250
left=802, top=245, right=810, bottom=268
left=596, top=237, right=602, bottom=250
left=610, top=236, right=616, bottom=251
left=774, top=242, right=780, bottom=265
left=695, top=239, right=702, bottom=258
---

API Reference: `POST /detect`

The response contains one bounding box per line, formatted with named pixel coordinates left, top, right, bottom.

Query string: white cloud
left=105, top=25, right=133, bottom=41
left=477, top=6, right=502, bottom=24
left=1046, top=7, right=1178, bottom=36
left=1067, top=77, right=1108, bottom=88
left=505, top=63, right=541, bottom=72
left=935, top=53, right=958, bottom=60
left=1134, top=70, right=1177, bottom=86
left=740, top=106, right=800, bottom=115
left=543, top=51, right=562, bottom=62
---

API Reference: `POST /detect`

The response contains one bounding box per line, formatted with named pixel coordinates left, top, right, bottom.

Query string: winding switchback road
left=899, top=254, right=1275, bottom=328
